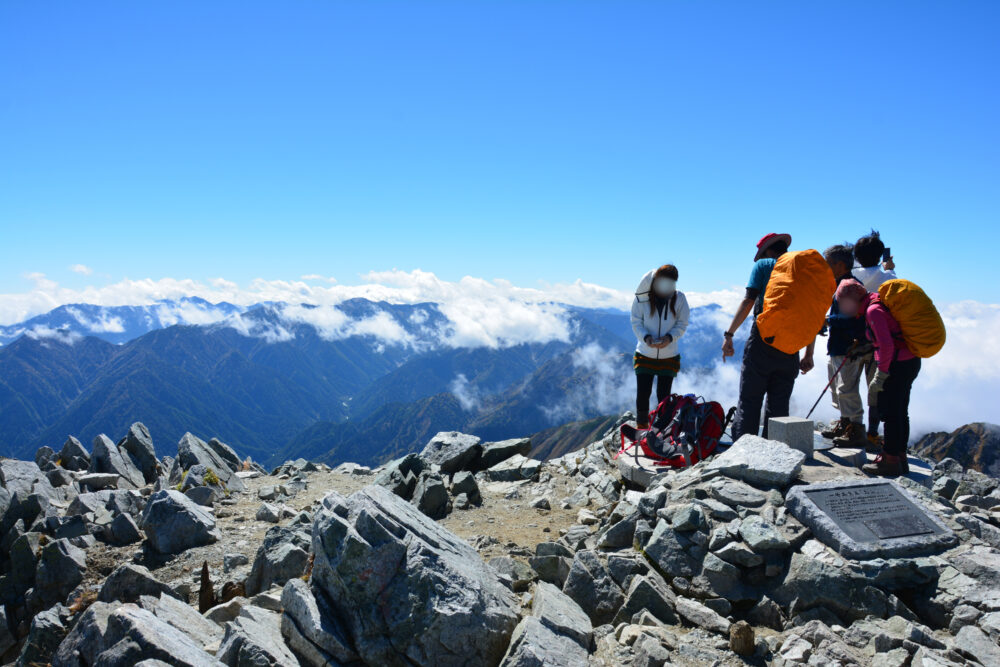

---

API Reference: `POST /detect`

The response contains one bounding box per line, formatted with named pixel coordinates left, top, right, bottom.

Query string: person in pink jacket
left=833, top=280, right=921, bottom=477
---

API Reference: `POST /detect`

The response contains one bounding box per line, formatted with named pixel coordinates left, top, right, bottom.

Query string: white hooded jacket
left=853, top=265, right=898, bottom=292
left=630, top=269, right=690, bottom=359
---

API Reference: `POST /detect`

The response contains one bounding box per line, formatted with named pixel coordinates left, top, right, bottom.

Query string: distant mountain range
left=0, top=298, right=744, bottom=467
left=912, top=422, right=1000, bottom=478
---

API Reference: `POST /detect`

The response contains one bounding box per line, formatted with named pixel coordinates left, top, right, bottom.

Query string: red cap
left=755, top=233, right=792, bottom=261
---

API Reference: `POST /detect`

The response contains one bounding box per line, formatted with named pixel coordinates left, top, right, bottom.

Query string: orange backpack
left=877, top=279, right=946, bottom=358
left=756, top=250, right=836, bottom=354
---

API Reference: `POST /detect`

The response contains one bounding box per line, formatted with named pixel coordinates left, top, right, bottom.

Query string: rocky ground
left=2, top=417, right=1000, bottom=666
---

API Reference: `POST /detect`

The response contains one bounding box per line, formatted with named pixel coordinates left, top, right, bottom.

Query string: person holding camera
left=630, top=264, right=690, bottom=429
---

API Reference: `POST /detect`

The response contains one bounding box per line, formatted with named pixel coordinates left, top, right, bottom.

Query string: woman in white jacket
left=630, top=264, right=690, bottom=428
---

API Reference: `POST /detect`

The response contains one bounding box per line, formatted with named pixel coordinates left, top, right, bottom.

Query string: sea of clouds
left=1, top=270, right=994, bottom=438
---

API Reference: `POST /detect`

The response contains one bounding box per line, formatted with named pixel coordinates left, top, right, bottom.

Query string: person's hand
left=883, top=256, right=895, bottom=271
left=869, top=369, right=890, bottom=394
left=799, top=355, right=814, bottom=374
left=652, top=335, right=672, bottom=349
left=722, top=337, right=735, bottom=361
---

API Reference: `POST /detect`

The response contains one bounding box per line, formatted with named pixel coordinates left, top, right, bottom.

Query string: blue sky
left=1, top=1, right=997, bottom=303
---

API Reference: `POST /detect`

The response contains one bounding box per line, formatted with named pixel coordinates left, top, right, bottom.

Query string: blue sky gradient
left=1, top=1, right=997, bottom=302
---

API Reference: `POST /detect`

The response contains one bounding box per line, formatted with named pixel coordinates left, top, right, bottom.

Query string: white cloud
left=25, top=325, right=82, bottom=345
left=450, top=374, right=483, bottom=412
left=65, top=307, right=125, bottom=333
left=69, top=264, right=93, bottom=275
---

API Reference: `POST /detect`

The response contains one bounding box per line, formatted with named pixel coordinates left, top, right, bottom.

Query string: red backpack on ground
left=617, top=394, right=727, bottom=468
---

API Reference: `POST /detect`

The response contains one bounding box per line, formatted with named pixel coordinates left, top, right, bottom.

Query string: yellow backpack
left=877, top=279, right=946, bottom=358
left=757, top=250, right=837, bottom=354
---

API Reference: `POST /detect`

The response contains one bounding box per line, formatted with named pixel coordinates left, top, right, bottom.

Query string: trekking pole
left=806, top=354, right=850, bottom=419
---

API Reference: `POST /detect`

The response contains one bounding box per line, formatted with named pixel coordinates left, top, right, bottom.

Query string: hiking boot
left=862, top=453, right=904, bottom=477
left=821, top=418, right=848, bottom=439
left=833, top=422, right=867, bottom=448
left=866, top=433, right=884, bottom=454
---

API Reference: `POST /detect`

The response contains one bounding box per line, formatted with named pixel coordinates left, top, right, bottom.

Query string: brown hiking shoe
left=865, top=433, right=884, bottom=454
left=863, top=453, right=904, bottom=477
left=833, top=422, right=867, bottom=447
left=821, top=418, right=848, bottom=439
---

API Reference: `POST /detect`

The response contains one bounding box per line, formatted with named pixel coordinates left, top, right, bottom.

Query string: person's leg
left=832, top=356, right=868, bottom=446
left=866, top=358, right=918, bottom=477
left=863, top=354, right=880, bottom=436
left=733, top=328, right=769, bottom=439
left=762, top=347, right=799, bottom=439
left=636, top=373, right=654, bottom=427
left=828, top=356, right=843, bottom=413
left=655, top=374, right=674, bottom=407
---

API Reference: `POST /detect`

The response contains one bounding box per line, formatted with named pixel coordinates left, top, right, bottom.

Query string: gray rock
left=372, top=453, right=424, bottom=500
left=89, top=434, right=145, bottom=489
left=562, top=550, right=625, bottom=626
left=633, top=633, right=671, bottom=667
left=642, top=519, right=704, bottom=580
left=184, top=485, right=217, bottom=507
left=451, top=470, right=481, bottom=504
left=33, top=538, right=86, bottom=609
left=485, top=454, right=543, bottom=482
left=256, top=502, right=281, bottom=523
left=96, top=604, right=221, bottom=667
left=530, top=554, right=572, bottom=588
left=532, top=581, right=593, bottom=648
left=311, top=485, right=519, bottom=666
left=244, top=525, right=311, bottom=596
left=172, top=432, right=245, bottom=493
left=955, top=625, right=1000, bottom=666
left=613, top=572, right=678, bottom=626
left=35, top=445, right=56, bottom=469
left=490, top=556, right=535, bottom=592
left=51, top=601, right=116, bottom=667
left=0, top=607, right=15, bottom=658
left=597, top=511, right=638, bottom=549
left=16, top=603, right=69, bottom=667
left=217, top=605, right=298, bottom=667
left=412, top=471, right=451, bottom=519
left=739, top=515, right=790, bottom=552
left=58, top=436, right=91, bottom=471
left=747, top=596, right=785, bottom=630
left=280, top=578, right=358, bottom=665
left=119, top=422, right=160, bottom=484
left=224, top=553, right=249, bottom=572
left=79, top=473, right=120, bottom=491
left=206, top=437, right=244, bottom=475
left=675, top=596, right=730, bottom=635
left=705, top=434, right=805, bottom=487
left=772, top=553, right=890, bottom=623
left=104, top=514, right=142, bottom=546
left=140, top=489, right=220, bottom=554
left=499, top=616, right=589, bottom=667
left=671, top=504, right=707, bottom=532
left=137, top=592, right=224, bottom=654
left=714, top=541, right=764, bottom=567
left=709, top=478, right=768, bottom=508
left=98, top=564, right=181, bottom=604
left=479, top=438, right=531, bottom=470
left=420, top=431, right=482, bottom=473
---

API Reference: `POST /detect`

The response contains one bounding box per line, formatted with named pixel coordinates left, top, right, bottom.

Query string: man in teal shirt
left=722, top=233, right=815, bottom=438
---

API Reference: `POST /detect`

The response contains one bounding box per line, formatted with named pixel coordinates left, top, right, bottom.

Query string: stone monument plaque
left=786, top=478, right=957, bottom=559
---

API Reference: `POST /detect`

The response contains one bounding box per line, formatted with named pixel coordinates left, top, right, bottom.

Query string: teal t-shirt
left=747, top=258, right=777, bottom=315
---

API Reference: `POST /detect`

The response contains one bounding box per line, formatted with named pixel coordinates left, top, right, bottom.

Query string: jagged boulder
left=479, top=438, right=532, bottom=470
left=140, top=489, right=220, bottom=554
left=118, top=422, right=161, bottom=483
left=89, top=434, right=145, bottom=489
left=30, top=538, right=86, bottom=611
left=94, top=604, right=222, bottom=666
left=280, top=578, right=358, bottom=666
left=420, top=431, right=482, bottom=473
left=217, top=606, right=298, bottom=667
left=58, top=436, right=91, bottom=471
left=372, top=453, right=425, bottom=500
left=171, top=432, right=245, bottom=493
left=561, top=550, right=625, bottom=626
left=244, top=524, right=311, bottom=596
left=16, top=603, right=71, bottom=667
left=311, top=485, right=520, bottom=665
left=98, top=564, right=181, bottom=603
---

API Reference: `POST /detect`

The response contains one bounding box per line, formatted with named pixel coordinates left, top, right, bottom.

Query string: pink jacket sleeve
left=867, top=304, right=896, bottom=373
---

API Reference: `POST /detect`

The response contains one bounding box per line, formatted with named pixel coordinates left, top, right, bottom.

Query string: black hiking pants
left=878, top=357, right=921, bottom=456
left=733, top=324, right=799, bottom=439
left=636, top=374, right=674, bottom=426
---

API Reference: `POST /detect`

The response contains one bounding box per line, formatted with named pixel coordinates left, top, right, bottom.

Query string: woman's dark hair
left=649, top=264, right=679, bottom=317
left=854, top=230, right=885, bottom=268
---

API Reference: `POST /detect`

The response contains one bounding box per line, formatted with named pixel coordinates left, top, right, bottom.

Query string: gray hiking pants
left=829, top=355, right=865, bottom=424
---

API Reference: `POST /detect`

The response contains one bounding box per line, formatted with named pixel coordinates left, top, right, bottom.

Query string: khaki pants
left=828, top=355, right=865, bottom=424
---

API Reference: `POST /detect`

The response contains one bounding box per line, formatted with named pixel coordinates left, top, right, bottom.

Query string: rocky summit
left=2, top=419, right=1000, bottom=666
